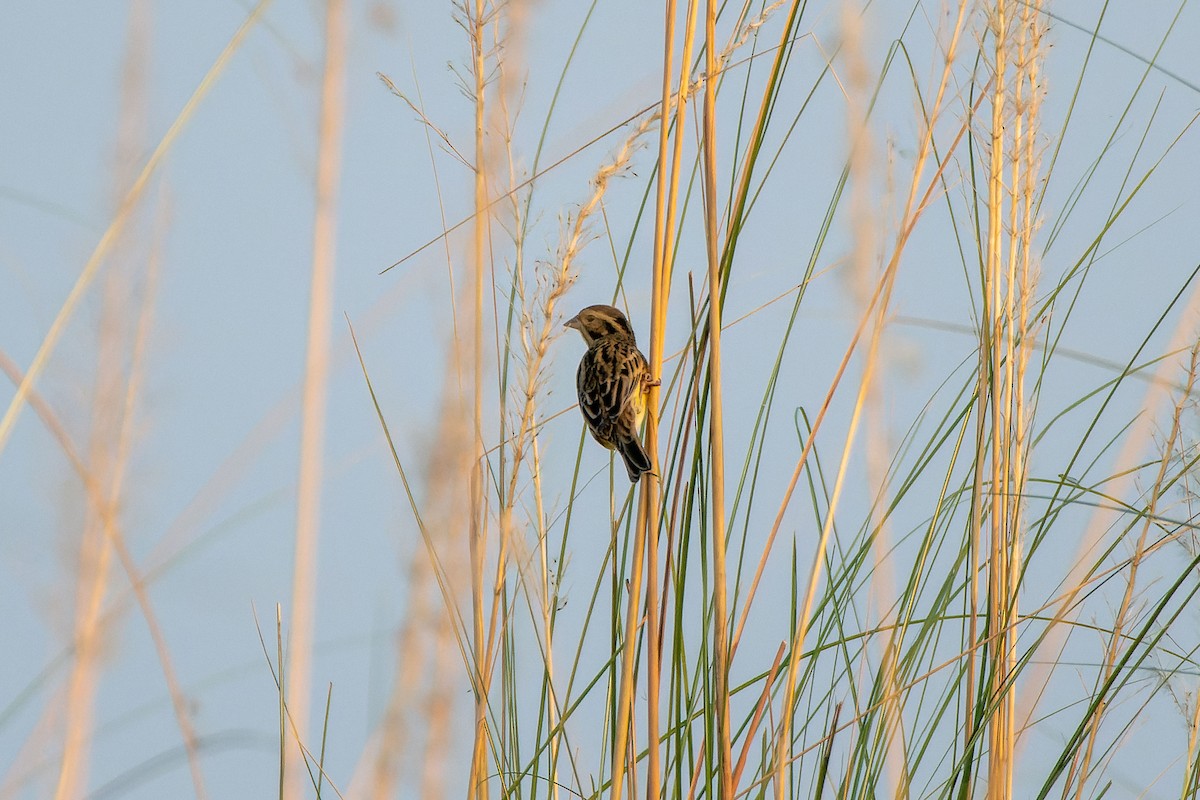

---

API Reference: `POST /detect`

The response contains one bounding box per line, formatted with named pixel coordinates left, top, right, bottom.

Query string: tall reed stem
left=467, top=1, right=491, bottom=798
left=701, top=0, right=733, bottom=795
left=286, top=0, right=345, bottom=795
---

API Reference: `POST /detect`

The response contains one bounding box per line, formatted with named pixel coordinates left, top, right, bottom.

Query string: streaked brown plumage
left=565, top=305, right=656, bottom=482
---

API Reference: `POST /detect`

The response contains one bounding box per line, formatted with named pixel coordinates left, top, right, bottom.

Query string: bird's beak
left=564, top=314, right=581, bottom=331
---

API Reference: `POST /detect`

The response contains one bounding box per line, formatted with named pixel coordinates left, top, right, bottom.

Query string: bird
left=564, top=304, right=657, bottom=482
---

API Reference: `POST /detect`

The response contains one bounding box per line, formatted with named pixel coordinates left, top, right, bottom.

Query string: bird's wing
left=578, top=340, right=641, bottom=437
left=577, top=347, right=612, bottom=439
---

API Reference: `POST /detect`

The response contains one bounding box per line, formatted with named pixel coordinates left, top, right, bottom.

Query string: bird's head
left=564, top=304, right=636, bottom=346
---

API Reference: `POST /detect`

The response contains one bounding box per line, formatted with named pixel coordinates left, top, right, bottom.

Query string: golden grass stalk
left=54, top=339, right=120, bottom=800
left=467, top=1, right=491, bottom=797
left=701, top=0, right=733, bottom=796
left=609, top=0, right=697, bottom=795
left=54, top=5, right=208, bottom=791
left=976, top=0, right=1044, bottom=794
left=286, top=0, right=345, bottom=795
left=982, top=1, right=1014, bottom=796
left=643, top=1, right=697, bottom=796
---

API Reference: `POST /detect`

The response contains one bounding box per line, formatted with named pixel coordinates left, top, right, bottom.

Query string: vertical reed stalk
left=642, top=7, right=700, bottom=793
left=701, top=0, right=732, bottom=796
left=54, top=358, right=118, bottom=800
left=643, top=1, right=682, bottom=796
left=609, top=0, right=692, bottom=796
left=286, top=0, right=345, bottom=795
left=54, top=8, right=180, bottom=796
left=467, top=1, right=492, bottom=798
left=980, top=0, right=1043, bottom=793
left=982, top=3, right=1012, bottom=798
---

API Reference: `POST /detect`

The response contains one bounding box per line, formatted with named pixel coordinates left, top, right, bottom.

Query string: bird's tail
left=618, top=436, right=653, bottom=482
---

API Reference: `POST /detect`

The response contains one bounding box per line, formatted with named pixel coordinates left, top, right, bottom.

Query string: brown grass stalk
left=608, top=0, right=703, bottom=795
left=976, top=0, right=1044, bottom=794
left=54, top=6, right=209, bottom=790
left=639, top=1, right=697, bottom=792
left=467, top=1, right=492, bottom=797
left=701, top=0, right=733, bottom=796
left=53, top=318, right=120, bottom=800
left=982, top=1, right=1014, bottom=796
left=733, top=642, right=786, bottom=788
left=285, top=0, right=346, bottom=795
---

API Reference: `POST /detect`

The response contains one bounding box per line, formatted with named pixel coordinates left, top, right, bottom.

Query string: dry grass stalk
left=285, top=0, right=346, bottom=796
left=982, top=1, right=1014, bottom=796
left=54, top=330, right=121, bottom=800
left=466, top=0, right=492, bottom=796
left=701, top=0, right=733, bottom=796
left=615, top=0, right=811, bottom=793
left=977, top=0, right=1044, bottom=794
left=54, top=4, right=207, bottom=794
left=609, top=0, right=694, bottom=794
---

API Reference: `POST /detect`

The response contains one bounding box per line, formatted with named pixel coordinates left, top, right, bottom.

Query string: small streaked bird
left=565, top=304, right=657, bottom=482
